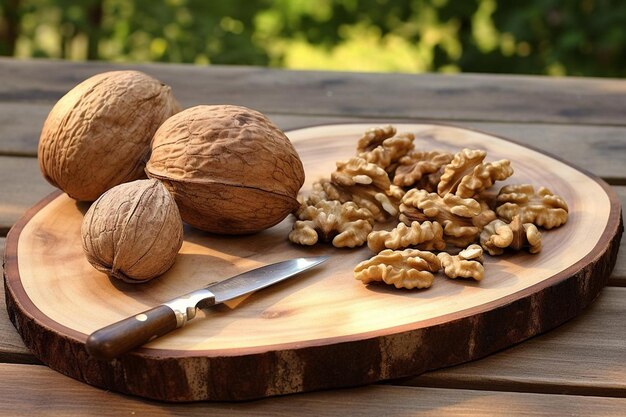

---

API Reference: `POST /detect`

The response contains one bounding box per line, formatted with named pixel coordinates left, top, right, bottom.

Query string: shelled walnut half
left=399, top=189, right=496, bottom=247
left=306, top=156, right=404, bottom=222
left=289, top=200, right=374, bottom=248
left=367, top=220, right=446, bottom=253
left=438, top=245, right=484, bottom=281
left=358, top=133, right=415, bottom=173
left=481, top=215, right=542, bottom=255
left=354, top=249, right=441, bottom=289
left=496, top=184, right=568, bottom=229
left=332, top=157, right=391, bottom=190
left=438, top=148, right=513, bottom=199
left=356, top=125, right=397, bottom=153
left=393, top=150, right=453, bottom=189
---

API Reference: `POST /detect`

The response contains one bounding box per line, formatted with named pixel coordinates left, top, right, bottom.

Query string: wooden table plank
left=0, top=102, right=47, bottom=156
left=2, top=108, right=626, bottom=183
left=609, top=187, right=626, bottom=286
left=2, top=58, right=626, bottom=126
left=0, top=156, right=54, bottom=236
left=0, top=238, right=39, bottom=363
left=405, top=287, right=626, bottom=397
left=1, top=363, right=625, bottom=417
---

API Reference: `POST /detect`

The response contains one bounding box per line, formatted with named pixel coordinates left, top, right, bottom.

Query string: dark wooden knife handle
left=86, top=305, right=178, bottom=361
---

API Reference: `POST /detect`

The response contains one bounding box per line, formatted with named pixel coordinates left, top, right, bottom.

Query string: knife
left=86, top=256, right=328, bottom=361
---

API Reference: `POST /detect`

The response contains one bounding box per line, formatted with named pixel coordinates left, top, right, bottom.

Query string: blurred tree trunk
left=86, top=0, right=103, bottom=60
left=0, top=0, right=20, bottom=56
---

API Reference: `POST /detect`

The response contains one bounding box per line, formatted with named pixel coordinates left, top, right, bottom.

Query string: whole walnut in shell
left=81, top=179, right=183, bottom=283
left=38, top=71, right=180, bottom=201
left=146, top=105, right=305, bottom=234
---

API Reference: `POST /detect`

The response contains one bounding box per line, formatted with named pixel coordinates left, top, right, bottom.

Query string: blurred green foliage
left=1, top=0, right=624, bottom=76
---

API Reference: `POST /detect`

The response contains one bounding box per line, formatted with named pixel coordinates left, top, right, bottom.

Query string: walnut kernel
left=496, top=184, right=568, bottom=229
left=367, top=221, right=446, bottom=253
left=399, top=189, right=495, bottom=247
left=354, top=249, right=441, bottom=289
left=393, top=150, right=453, bottom=188
left=289, top=200, right=374, bottom=248
left=438, top=247, right=485, bottom=281
left=356, top=125, right=397, bottom=153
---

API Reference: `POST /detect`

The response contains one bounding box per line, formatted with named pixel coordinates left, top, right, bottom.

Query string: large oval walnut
left=38, top=70, right=180, bottom=201
left=146, top=105, right=305, bottom=234
left=81, top=179, right=183, bottom=283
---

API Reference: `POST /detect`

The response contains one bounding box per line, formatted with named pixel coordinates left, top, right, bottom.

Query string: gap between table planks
left=1, top=363, right=625, bottom=416
left=2, top=58, right=626, bottom=126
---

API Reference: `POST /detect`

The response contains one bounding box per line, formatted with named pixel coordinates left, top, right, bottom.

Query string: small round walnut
left=38, top=70, right=180, bottom=201
left=146, top=105, right=305, bottom=234
left=81, top=179, right=184, bottom=283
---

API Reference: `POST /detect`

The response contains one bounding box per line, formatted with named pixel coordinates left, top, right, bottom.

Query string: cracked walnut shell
left=438, top=245, right=484, bottom=281
left=354, top=249, right=441, bottom=289
left=39, top=71, right=180, bottom=201
left=289, top=200, right=374, bottom=248
left=146, top=105, right=305, bottom=234
left=81, top=179, right=183, bottom=283
left=496, top=184, right=568, bottom=229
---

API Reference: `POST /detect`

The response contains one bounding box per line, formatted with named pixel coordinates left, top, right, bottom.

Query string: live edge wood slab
left=3, top=124, right=623, bottom=402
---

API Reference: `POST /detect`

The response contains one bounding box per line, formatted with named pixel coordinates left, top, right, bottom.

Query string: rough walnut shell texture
left=81, top=179, right=184, bottom=283
left=147, top=105, right=305, bottom=234
left=38, top=70, right=180, bottom=201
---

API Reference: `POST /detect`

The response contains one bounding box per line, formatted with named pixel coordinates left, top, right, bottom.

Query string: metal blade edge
left=207, top=256, right=328, bottom=304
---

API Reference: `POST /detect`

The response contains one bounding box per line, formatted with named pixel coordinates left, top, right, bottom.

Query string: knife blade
left=86, top=256, right=328, bottom=361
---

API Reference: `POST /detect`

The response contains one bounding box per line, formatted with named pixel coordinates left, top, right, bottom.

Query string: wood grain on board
left=2, top=363, right=626, bottom=417
left=2, top=58, right=626, bottom=125
left=4, top=124, right=621, bottom=401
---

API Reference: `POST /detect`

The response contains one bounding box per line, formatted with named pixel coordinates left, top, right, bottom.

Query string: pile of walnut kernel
left=289, top=126, right=569, bottom=290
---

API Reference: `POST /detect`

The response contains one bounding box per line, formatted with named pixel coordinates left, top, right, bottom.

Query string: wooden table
left=1, top=58, right=625, bottom=415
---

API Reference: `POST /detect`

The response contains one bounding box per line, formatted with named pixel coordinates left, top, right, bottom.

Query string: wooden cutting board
left=4, top=124, right=623, bottom=402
